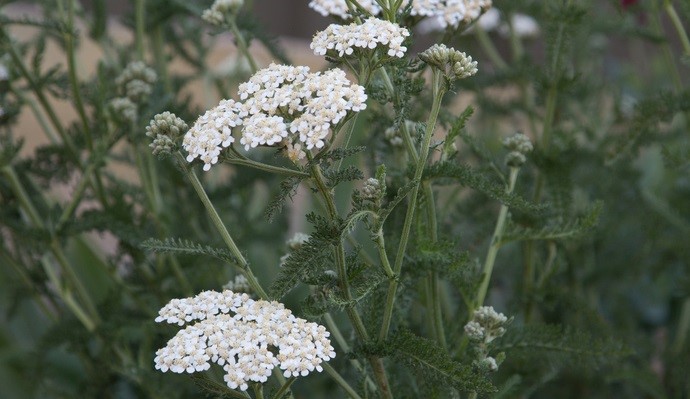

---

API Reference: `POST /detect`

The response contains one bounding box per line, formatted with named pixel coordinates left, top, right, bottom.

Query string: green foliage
left=140, top=237, right=239, bottom=265
left=501, top=201, right=602, bottom=243
left=424, top=161, right=544, bottom=214
left=388, top=330, right=496, bottom=394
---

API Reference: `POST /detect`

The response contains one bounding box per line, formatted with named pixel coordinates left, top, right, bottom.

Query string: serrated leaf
left=140, top=237, right=238, bottom=265
left=389, top=330, right=496, bottom=393
left=501, top=201, right=602, bottom=243
left=424, top=162, right=544, bottom=214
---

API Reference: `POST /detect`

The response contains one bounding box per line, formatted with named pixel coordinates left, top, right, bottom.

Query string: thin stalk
left=57, top=160, right=100, bottom=228
left=134, top=0, right=146, bottom=60
left=374, top=229, right=396, bottom=278
left=308, top=161, right=392, bottom=399
left=229, top=17, right=258, bottom=74
left=152, top=25, right=172, bottom=93
left=323, top=313, right=376, bottom=391
left=50, top=240, right=102, bottom=324
left=60, top=0, right=92, bottom=149
left=2, top=31, right=75, bottom=153
left=226, top=149, right=309, bottom=178
left=673, top=298, right=690, bottom=353
left=379, top=70, right=445, bottom=342
left=10, top=83, right=58, bottom=143
left=665, top=0, right=690, bottom=57
left=423, top=182, right=446, bottom=349
left=475, top=167, right=519, bottom=308
left=475, top=26, right=508, bottom=70
left=271, top=377, right=296, bottom=399
left=0, top=250, right=58, bottom=322
left=175, top=153, right=269, bottom=300
left=322, top=363, right=364, bottom=399
left=2, top=166, right=43, bottom=226
left=252, top=383, right=264, bottom=399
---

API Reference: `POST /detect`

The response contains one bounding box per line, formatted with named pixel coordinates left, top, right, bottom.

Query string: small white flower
left=115, top=61, right=157, bottom=102
left=311, top=18, right=410, bottom=59
left=183, top=99, right=242, bottom=171
left=202, top=0, right=244, bottom=25
left=155, top=290, right=336, bottom=391
left=308, top=0, right=381, bottom=19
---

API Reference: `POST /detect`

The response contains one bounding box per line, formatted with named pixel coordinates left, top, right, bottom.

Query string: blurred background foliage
left=1, top=0, right=689, bottom=397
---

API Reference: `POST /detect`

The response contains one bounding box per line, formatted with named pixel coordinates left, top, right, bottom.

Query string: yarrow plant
left=154, top=290, right=335, bottom=391
left=2, top=0, right=690, bottom=398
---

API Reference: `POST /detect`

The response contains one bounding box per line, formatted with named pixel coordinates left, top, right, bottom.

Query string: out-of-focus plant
left=1, top=0, right=689, bottom=398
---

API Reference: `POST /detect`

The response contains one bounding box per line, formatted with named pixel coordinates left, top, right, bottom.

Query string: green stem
left=2, top=166, right=43, bottom=226
left=271, top=377, right=296, bottom=399
left=322, top=363, right=364, bottom=399
left=374, top=229, right=395, bottom=278
left=59, top=0, right=92, bottom=149
left=134, top=0, right=146, bottom=60
left=226, top=149, right=309, bottom=178
left=308, top=161, right=392, bottom=399
left=475, top=167, right=519, bottom=308
left=229, top=17, right=258, bottom=74
left=0, top=250, right=58, bottom=322
left=175, top=152, right=269, bottom=300
left=2, top=31, right=75, bottom=154
left=252, top=383, right=264, bottom=399
left=323, top=313, right=376, bottom=391
left=475, top=26, right=508, bottom=70
left=665, top=0, right=690, bottom=57
left=379, top=69, right=445, bottom=342
left=673, top=297, right=690, bottom=353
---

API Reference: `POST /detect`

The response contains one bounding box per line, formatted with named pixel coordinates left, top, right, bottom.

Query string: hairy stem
left=229, top=17, right=258, bottom=74
left=475, top=167, right=519, bottom=308
left=175, top=153, right=268, bottom=300
left=379, top=69, right=445, bottom=342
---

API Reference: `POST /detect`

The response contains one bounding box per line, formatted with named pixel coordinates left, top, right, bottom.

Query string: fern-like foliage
left=265, top=176, right=303, bottom=221
left=140, top=238, right=238, bottom=265
left=495, top=324, right=631, bottom=370
left=501, top=201, right=602, bottom=244
left=388, top=330, right=495, bottom=394
left=424, top=161, right=544, bottom=214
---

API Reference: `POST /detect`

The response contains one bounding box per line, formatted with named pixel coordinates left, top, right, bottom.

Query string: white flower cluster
left=182, top=64, right=367, bottom=171
left=202, top=0, right=244, bottom=26
left=311, top=17, right=410, bottom=58
left=115, top=61, right=157, bottom=102
left=419, top=43, right=478, bottom=80
left=154, top=290, right=335, bottom=391
left=222, top=274, right=250, bottom=293
left=308, top=0, right=492, bottom=29
left=502, top=132, right=533, bottom=167
left=464, top=306, right=508, bottom=344
left=183, top=99, right=242, bottom=171
left=308, top=0, right=382, bottom=19
left=239, top=64, right=367, bottom=151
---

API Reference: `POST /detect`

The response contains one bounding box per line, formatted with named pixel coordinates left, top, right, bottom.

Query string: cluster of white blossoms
left=419, top=43, right=478, bottom=80
left=308, top=0, right=382, bottom=19
left=311, top=17, right=410, bottom=58
left=182, top=99, right=242, bottom=171
left=464, top=306, right=508, bottom=372
left=502, top=132, right=533, bottom=167
left=308, top=0, right=492, bottom=29
left=182, top=63, right=367, bottom=170
left=202, top=0, right=244, bottom=25
left=154, top=290, right=335, bottom=391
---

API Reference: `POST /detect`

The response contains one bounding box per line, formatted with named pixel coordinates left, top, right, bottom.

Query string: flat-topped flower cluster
left=311, top=17, right=410, bottom=58
left=154, top=290, right=335, bottom=391
left=309, top=0, right=492, bottom=29
left=183, top=63, right=367, bottom=170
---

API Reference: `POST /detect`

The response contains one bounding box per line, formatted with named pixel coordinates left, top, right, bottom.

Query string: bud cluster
left=502, top=132, right=533, bottom=167
left=464, top=306, right=509, bottom=372
left=419, top=43, right=478, bottom=81
left=146, top=112, right=189, bottom=158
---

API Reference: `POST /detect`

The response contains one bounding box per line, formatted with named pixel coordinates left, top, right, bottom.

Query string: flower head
left=308, top=0, right=381, bottom=19
left=154, top=290, right=335, bottom=391
left=502, top=133, right=533, bottom=167
left=308, top=0, right=493, bottom=30
left=115, top=61, right=157, bottom=102
left=183, top=99, right=242, bottom=171
left=311, top=17, right=410, bottom=59
left=419, top=43, right=478, bottom=80
left=202, top=0, right=244, bottom=25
